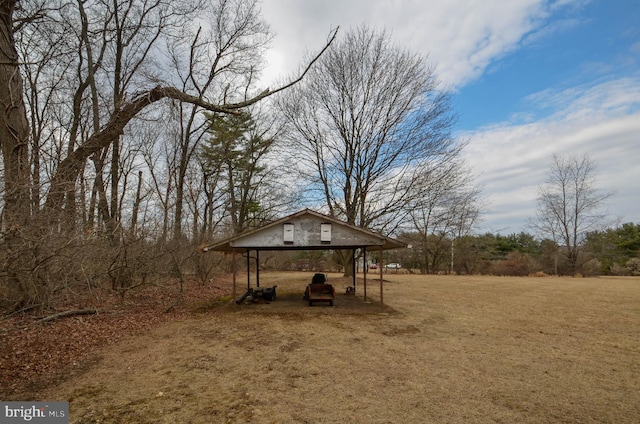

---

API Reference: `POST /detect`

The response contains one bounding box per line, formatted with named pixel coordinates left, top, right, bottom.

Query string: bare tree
left=6, top=0, right=335, bottom=226
left=163, top=0, right=273, bottom=241
left=532, top=153, right=613, bottom=274
left=408, top=162, right=482, bottom=273
left=15, top=2, right=72, bottom=216
left=277, top=25, right=460, bottom=276
left=278, top=24, right=460, bottom=231
left=1, top=0, right=31, bottom=231
left=0, top=0, right=337, bottom=310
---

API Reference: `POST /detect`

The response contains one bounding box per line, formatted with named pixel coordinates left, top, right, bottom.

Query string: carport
left=202, top=209, right=406, bottom=305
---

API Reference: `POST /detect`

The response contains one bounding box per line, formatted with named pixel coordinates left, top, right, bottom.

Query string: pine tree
left=201, top=112, right=272, bottom=234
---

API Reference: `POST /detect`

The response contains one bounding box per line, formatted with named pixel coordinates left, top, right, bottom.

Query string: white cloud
left=525, top=77, right=640, bottom=117
left=463, top=77, right=640, bottom=233
left=259, top=0, right=583, bottom=88
left=257, top=0, right=639, bottom=234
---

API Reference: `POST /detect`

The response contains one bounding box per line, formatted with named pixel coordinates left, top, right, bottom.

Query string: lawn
left=6, top=273, right=640, bottom=423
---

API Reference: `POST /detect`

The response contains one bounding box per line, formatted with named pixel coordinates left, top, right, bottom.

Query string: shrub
left=492, top=252, right=540, bottom=276
left=626, top=258, right=640, bottom=276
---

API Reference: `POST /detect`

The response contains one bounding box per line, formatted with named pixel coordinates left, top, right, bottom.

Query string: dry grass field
left=19, top=273, right=640, bottom=423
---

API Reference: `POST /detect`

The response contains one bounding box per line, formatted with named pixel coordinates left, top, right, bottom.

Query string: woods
left=0, top=0, right=337, bottom=311
left=1, top=1, right=627, bottom=315
left=2, top=3, right=638, bottom=423
left=0, top=0, right=476, bottom=314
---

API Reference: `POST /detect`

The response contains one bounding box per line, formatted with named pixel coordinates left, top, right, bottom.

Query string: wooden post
left=352, top=248, right=357, bottom=291
left=379, top=246, right=384, bottom=305
left=232, top=250, right=237, bottom=303
left=363, top=248, right=367, bottom=301
left=256, top=250, right=260, bottom=287
left=246, top=249, right=251, bottom=290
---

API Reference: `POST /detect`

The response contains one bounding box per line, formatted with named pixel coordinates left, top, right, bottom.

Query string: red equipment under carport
left=304, top=273, right=336, bottom=306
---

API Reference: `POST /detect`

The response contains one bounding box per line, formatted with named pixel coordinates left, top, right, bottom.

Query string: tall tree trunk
left=1, top=0, right=30, bottom=227
left=110, top=137, right=120, bottom=229
left=91, top=152, right=116, bottom=241
left=30, top=126, right=40, bottom=215
left=1, top=0, right=34, bottom=307
left=131, top=170, right=143, bottom=234
left=173, top=153, right=187, bottom=241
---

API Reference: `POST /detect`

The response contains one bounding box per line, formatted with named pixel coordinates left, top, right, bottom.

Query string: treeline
left=0, top=0, right=337, bottom=313
left=3, top=0, right=623, bottom=317
left=387, top=223, right=640, bottom=276
left=2, top=0, right=478, bottom=313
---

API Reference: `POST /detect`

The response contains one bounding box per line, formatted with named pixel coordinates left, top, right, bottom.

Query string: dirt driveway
left=29, top=273, right=640, bottom=423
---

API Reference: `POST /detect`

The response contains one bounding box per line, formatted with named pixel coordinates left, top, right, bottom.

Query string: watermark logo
left=1, top=402, right=68, bottom=423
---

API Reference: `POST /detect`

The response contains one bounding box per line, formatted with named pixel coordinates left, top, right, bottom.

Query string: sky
left=258, top=0, right=640, bottom=235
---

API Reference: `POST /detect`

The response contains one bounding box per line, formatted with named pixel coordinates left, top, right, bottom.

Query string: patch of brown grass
left=5, top=273, right=640, bottom=423
left=0, top=277, right=233, bottom=397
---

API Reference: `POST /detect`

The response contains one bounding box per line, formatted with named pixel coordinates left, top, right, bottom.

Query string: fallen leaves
left=0, top=277, right=233, bottom=399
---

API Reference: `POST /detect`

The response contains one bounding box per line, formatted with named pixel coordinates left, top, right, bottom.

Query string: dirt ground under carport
left=17, top=273, right=640, bottom=423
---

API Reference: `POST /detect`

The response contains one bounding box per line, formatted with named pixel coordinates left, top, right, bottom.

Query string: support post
left=379, top=246, right=384, bottom=305
left=352, top=248, right=357, bottom=290
left=256, top=250, right=260, bottom=287
left=363, top=248, right=367, bottom=301
left=232, top=250, right=237, bottom=303
left=246, top=249, right=251, bottom=290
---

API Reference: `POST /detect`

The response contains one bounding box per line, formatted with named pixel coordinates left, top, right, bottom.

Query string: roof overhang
left=202, top=209, right=406, bottom=253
